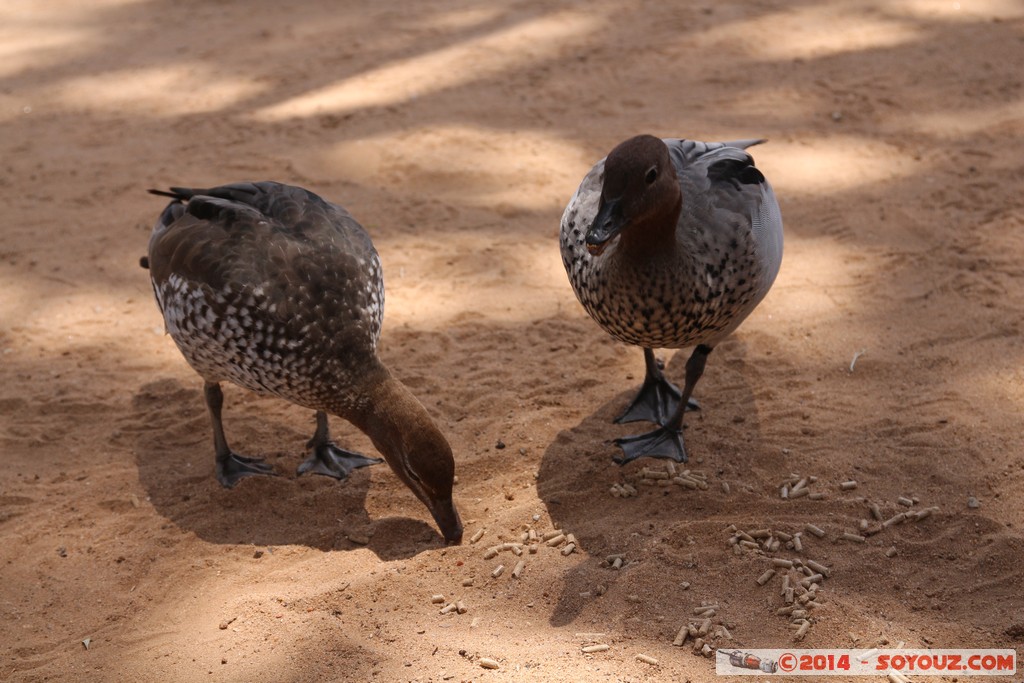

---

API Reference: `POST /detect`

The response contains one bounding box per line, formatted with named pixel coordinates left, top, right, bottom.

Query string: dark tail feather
left=148, top=187, right=196, bottom=201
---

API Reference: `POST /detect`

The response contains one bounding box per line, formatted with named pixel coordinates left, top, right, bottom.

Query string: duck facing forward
left=144, top=181, right=462, bottom=543
left=560, top=135, right=783, bottom=464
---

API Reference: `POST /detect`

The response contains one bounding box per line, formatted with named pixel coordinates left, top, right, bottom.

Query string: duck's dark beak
left=586, top=197, right=623, bottom=256
left=431, top=499, right=463, bottom=545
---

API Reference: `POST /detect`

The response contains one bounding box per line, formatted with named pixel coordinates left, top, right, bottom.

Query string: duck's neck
left=616, top=193, right=682, bottom=262
left=342, top=364, right=436, bottom=455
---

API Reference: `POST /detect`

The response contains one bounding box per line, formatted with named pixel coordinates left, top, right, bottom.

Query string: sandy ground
left=2, top=0, right=1024, bottom=681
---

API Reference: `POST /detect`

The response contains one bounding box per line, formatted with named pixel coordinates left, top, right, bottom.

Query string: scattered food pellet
left=545, top=534, right=566, bottom=547
left=462, top=578, right=474, bottom=587
left=478, top=657, right=500, bottom=670
left=582, top=644, right=609, bottom=653
left=839, top=480, right=858, bottom=490
left=469, top=529, right=485, bottom=544
left=804, top=524, right=826, bottom=538
left=885, top=546, right=897, bottom=558
left=439, top=603, right=457, bottom=615
left=897, top=496, right=914, bottom=507
left=806, top=560, right=831, bottom=577
left=456, top=601, right=468, bottom=614
left=561, top=543, right=576, bottom=556
left=491, top=564, right=505, bottom=578
left=431, top=594, right=445, bottom=604
left=756, top=569, right=776, bottom=586
left=636, top=653, right=658, bottom=665
left=967, top=496, right=980, bottom=509
left=882, top=512, right=906, bottom=528
left=512, top=560, right=525, bottom=579
left=841, top=532, right=866, bottom=543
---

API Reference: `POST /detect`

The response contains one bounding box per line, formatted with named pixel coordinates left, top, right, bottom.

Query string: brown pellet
left=636, top=654, right=658, bottom=665
left=430, top=594, right=445, bottom=604
left=805, top=560, right=831, bottom=577
left=776, top=531, right=793, bottom=542
left=545, top=534, right=566, bottom=547
left=772, top=558, right=794, bottom=569
left=841, top=532, right=866, bottom=543
left=808, top=492, right=827, bottom=500
left=673, top=624, right=689, bottom=646
left=789, top=487, right=810, bottom=499
left=611, top=557, right=623, bottom=570
left=792, top=477, right=809, bottom=492
left=456, top=601, right=468, bottom=614
left=869, top=502, right=883, bottom=520
left=721, top=481, right=731, bottom=494
left=462, top=578, right=474, bottom=587
left=699, top=618, right=712, bottom=635
left=439, top=603, right=457, bottom=614
left=469, top=528, right=485, bottom=544
left=674, top=477, right=699, bottom=489
left=897, top=496, right=914, bottom=507
left=800, top=574, right=823, bottom=588
left=794, top=621, right=810, bottom=640
left=491, top=564, right=505, bottom=578
left=792, top=534, right=803, bottom=552
left=582, top=644, right=609, bottom=653
left=882, top=512, right=907, bottom=528
left=483, top=547, right=499, bottom=560
left=885, top=546, right=897, bottom=558
left=561, top=543, right=577, bottom=556
left=693, top=604, right=719, bottom=614
left=839, top=480, right=858, bottom=490
left=749, top=528, right=772, bottom=539
left=542, top=530, right=562, bottom=541
left=512, top=560, right=526, bottom=579
left=804, top=524, right=826, bottom=538
left=756, top=569, right=776, bottom=586
left=478, top=657, right=500, bottom=669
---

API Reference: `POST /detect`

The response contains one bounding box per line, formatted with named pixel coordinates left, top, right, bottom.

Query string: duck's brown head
left=587, top=134, right=681, bottom=256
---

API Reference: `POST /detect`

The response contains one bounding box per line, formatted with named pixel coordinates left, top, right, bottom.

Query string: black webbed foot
left=298, top=441, right=382, bottom=480
left=613, top=427, right=688, bottom=464
left=216, top=452, right=277, bottom=488
left=616, top=349, right=699, bottom=425
left=297, top=411, right=382, bottom=480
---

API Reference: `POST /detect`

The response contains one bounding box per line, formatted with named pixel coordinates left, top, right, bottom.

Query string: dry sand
left=2, top=0, right=1023, bottom=681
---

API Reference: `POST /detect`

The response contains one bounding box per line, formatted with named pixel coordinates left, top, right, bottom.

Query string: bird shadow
left=123, top=378, right=443, bottom=560
left=535, top=337, right=780, bottom=628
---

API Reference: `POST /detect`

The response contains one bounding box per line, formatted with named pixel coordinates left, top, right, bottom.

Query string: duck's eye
left=645, top=167, right=658, bottom=185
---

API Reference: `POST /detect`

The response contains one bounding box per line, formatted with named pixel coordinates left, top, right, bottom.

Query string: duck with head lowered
left=560, top=135, right=783, bottom=464
left=144, top=181, right=463, bottom=544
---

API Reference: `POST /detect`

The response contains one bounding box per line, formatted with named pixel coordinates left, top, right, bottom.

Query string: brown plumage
left=145, top=181, right=462, bottom=543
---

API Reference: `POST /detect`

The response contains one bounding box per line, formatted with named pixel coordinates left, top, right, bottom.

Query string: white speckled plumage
left=560, top=138, right=783, bottom=350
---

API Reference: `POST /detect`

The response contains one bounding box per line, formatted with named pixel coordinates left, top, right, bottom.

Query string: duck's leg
left=205, top=381, right=277, bottom=487
left=613, top=345, right=712, bottom=464
left=615, top=348, right=699, bottom=425
left=297, top=411, right=382, bottom=480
